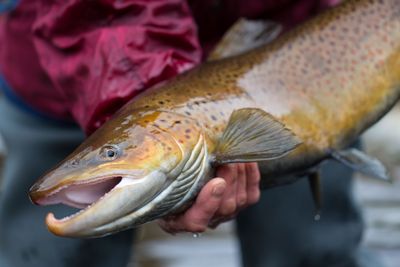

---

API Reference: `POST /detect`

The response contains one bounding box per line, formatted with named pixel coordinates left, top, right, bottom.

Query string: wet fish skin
left=30, top=0, right=400, bottom=237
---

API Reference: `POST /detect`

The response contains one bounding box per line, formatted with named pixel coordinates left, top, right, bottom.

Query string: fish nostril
left=29, top=182, right=40, bottom=194
left=70, top=159, right=80, bottom=167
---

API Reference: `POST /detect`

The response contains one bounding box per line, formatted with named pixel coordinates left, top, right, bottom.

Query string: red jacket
left=0, top=0, right=339, bottom=134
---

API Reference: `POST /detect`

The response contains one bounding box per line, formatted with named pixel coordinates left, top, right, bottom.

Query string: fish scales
left=29, top=0, right=400, bottom=237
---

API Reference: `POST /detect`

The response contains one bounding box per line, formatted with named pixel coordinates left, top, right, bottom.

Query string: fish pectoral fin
left=308, top=171, right=322, bottom=219
left=331, top=148, right=391, bottom=182
left=207, top=18, right=283, bottom=61
left=213, top=108, right=302, bottom=164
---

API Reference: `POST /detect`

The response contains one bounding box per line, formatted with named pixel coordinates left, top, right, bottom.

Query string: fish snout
left=29, top=180, right=54, bottom=205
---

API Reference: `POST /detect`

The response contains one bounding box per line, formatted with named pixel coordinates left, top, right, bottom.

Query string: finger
left=245, top=163, right=261, bottom=205
left=236, top=163, right=247, bottom=209
left=216, top=164, right=238, bottom=216
left=159, top=178, right=226, bottom=234
left=158, top=216, right=180, bottom=234
left=208, top=212, right=237, bottom=229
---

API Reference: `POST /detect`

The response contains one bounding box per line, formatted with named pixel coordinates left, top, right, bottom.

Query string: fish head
left=29, top=109, right=209, bottom=238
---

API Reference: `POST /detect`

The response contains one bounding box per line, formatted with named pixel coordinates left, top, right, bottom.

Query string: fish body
left=30, top=0, right=400, bottom=237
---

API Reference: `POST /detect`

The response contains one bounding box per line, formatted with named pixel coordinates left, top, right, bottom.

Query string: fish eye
left=100, top=145, right=120, bottom=160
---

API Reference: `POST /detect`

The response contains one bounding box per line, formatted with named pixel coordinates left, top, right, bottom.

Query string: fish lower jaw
left=42, top=176, right=128, bottom=225
left=44, top=171, right=169, bottom=237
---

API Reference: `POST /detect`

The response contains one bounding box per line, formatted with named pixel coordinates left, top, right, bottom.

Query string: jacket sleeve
left=32, top=0, right=202, bottom=134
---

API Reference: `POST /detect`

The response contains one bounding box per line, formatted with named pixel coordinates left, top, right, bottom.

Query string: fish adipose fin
left=331, top=149, right=391, bottom=182
left=207, top=18, right=283, bottom=61
left=213, top=108, right=301, bottom=165
left=308, top=171, right=322, bottom=220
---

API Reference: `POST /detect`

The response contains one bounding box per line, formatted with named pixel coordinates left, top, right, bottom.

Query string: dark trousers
left=237, top=148, right=384, bottom=267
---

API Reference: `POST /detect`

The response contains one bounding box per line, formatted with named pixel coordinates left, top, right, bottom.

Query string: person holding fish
left=0, top=0, right=389, bottom=267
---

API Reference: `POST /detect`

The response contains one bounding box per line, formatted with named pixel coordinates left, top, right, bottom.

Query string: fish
left=29, top=0, right=400, bottom=238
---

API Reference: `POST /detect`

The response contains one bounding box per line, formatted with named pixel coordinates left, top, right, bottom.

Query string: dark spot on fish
left=185, top=111, right=191, bottom=116
left=185, top=129, right=191, bottom=133
left=185, top=135, right=190, bottom=139
left=175, top=120, right=181, bottom=124
left=211, top=115, right=217, bottom=121
left=179, top=139, right=184, bottom=144
left=160, top=119, right=166, bottom=123
left=158, top=101, right=164, bottom=105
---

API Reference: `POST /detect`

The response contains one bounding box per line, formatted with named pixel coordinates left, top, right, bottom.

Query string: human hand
left=158, top=163, right=261, bottom=234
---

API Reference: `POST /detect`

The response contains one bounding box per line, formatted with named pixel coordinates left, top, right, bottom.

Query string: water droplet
left=314, top=214, right=321, bottom=221
left=192, top=233, right=201, bottom=238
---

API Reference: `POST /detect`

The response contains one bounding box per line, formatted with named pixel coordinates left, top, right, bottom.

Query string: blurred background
left=0, top=94, right=5, bottom=192
left=127, top=104, right=400, bottom=267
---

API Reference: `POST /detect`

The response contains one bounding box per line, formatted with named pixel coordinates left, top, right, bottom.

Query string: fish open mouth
left=31, top=176, right=123, bottom=218
left=30, top=170, right=168, bottom=237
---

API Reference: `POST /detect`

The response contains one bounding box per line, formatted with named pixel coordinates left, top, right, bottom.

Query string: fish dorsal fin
left=207, top=18, right=283, bottom=61
left=213, top=108, right=301, bottom=164
left=331, top=148, right=391, bottom=182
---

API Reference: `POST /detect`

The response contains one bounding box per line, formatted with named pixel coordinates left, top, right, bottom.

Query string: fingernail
left=212, top=183, right=225, bottom=197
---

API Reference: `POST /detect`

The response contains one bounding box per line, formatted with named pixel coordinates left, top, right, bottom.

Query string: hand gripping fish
left=29, top=0, right=400, bottom=238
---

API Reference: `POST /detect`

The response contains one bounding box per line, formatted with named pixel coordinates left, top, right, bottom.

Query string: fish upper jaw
left=28, top=169, right=147, bottom=206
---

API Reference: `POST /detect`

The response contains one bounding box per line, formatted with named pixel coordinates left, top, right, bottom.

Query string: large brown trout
left=30, top=0, right=400, bottom=238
